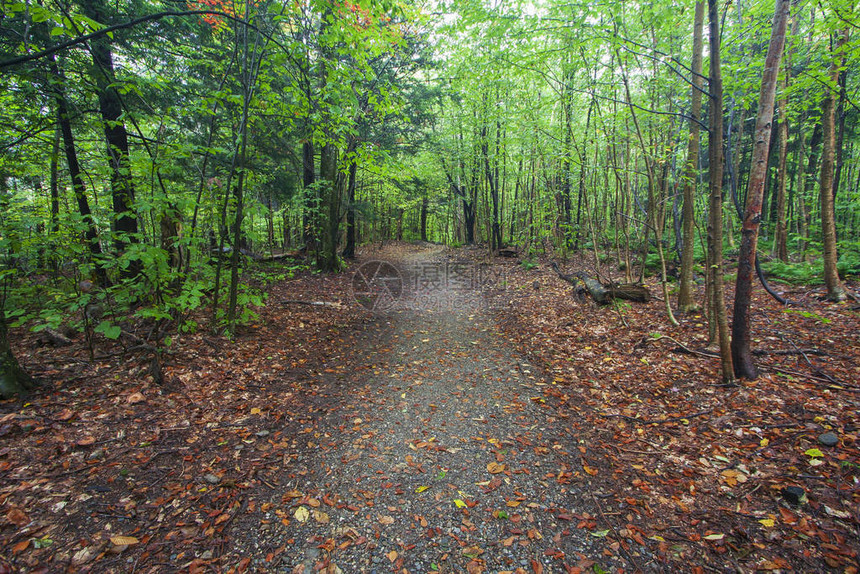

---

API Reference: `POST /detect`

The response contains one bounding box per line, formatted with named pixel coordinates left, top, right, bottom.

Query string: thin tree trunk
left=707, top=0, right=734, bottom=384
left=49, top=125, right=60, bottom=235
left=678, top=0, right=705, bottom=313
left=731, top=0, right=790, bottom=380
left=343, top=160, right=358, bottom=258
left=51, top=57, right=109, bottom=286
left=772, top=27, right=792, bottom=261
left=819, top=28, right=848, bottom=302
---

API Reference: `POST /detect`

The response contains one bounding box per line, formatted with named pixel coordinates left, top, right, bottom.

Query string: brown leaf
left=55, top=408, right=75, bottom=421
left=487, top=462, right=506, bottom=474
left=6, top=508, right=29, bottom=527
left=126, top=392, right=145, bottom=404
left=110, top=535, right=139, bottom=546
left=386, top=550, right=398, bottom=562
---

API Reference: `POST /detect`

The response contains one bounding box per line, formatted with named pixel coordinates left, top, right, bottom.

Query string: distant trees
left=0, top=0, right=858, bottom=396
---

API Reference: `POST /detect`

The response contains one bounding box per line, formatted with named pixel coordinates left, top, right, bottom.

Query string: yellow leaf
left=760, top=438, right=769, bottom=447
left=704, top=533, right=724, bottom=541
left=250, top=407, right=261, bottom=415
left=454, top=499, right=467, bottom=508
left=416, top=486, right=430, bottom=493
left=506, top=500, right=521, bottom=507
left=294, top=506, right=309, bottom=522
left=110, top=536, right=139, bottom=546
left=649, top=535, right=665, bottom=542
left=583, top=465, right=598, bottom=476
left=759, top=518, right=775, bottom=527
left=386, top=550, right=398, bottom=562
left=487, top=462, right=505, bottom=474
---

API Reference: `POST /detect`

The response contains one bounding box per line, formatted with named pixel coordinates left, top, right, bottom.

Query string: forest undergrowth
left=482, top=247, right=860, bottom=572
left=0, top=242, right=857, bottom=573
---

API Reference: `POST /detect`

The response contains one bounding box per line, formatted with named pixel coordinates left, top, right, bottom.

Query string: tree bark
left=551, top=263, right=650, bottom=304
left=49, top=125, right=60, bottom=235
left=50, top=57, right=109, bottom=286
left=343, top=160, right=358, bottom=259
left=0, top=306, right=33, bottom=400
left=707, top=0, right=734, bottom=384
left=678, top=0, right=705, bottom=314
left=317, top=143, right=342, bottom=271
left=731, top=0, right=790, bottom=380
left=79, top=0, right=141, bottom=278
left=772, top=62, right=790, bottom=260
left=819, top=28, right=848, bottom=302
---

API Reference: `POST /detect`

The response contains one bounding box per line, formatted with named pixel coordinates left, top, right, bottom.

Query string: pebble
left=256, top=430, right=270, bottom=437
left=203, top=473, right=220, bottom=485
left=818, top=432, right=839, bottom=447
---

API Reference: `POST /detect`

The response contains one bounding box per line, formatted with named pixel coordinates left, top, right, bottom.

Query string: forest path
left=239, top=244, right=618, bottom=573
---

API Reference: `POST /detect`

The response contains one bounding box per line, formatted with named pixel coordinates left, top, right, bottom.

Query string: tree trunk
left=49, top=125, right=60, bottom=235
left=551, top=263, right=650, bottom=304
left=302, top=140, right=317, bottom=252
left=772, top=39, right=791, bottom=261
left=419, top=195, right=428, bottom=243
left=731, top=0, right=790, bottom=380
left=819, top=28, right=848, bottom=302
left=343, top=161, right=358, bottom=259
left=0, top=305, right=33, bottom=400
left=51, top=57, right=109, bottom=287
left=678, top=0, right=705, bottom=313
left=317, top=143, right=342, bottom=271
left=707, top=0, right=734, bottom=384
left=79, top=0, right=140, bottom=278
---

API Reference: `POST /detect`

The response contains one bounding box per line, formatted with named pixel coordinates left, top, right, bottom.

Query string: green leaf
left=94, top=321, right=121, bottom=339
left=590, top=529, right=610, bottom=537
left=804, top=448, right=824, bottom=458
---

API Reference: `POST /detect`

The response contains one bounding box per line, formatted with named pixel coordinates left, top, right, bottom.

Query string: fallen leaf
left=703, top=533, right=724, bottom=541
left=55, top=408, right=75, bottom=421
left=379, top=515, right=395, bottom=525
left=6, top=508, right=29, bottom=526
left=294, top=506, right=309, bottom=522
left=313, top=510, right=330, bottom=524
left=487, top=462, right=505, bottom=474
left=386, top=550, right=398, bottom=562
left=126, top=392, right=145, bottom=404
left=454, top=499, right=467, bottom=508
left=110, top=535, right=139, bottom=546
left=758, top=518, right=775, bottom=528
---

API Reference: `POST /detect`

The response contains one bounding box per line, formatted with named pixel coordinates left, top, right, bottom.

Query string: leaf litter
left=0, top=241, right=856, bottom=573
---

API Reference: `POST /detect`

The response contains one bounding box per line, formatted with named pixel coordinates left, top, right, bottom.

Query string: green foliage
left=781, top=309, right=831, bottom=325
left=761, top=260, right=824, bottom=285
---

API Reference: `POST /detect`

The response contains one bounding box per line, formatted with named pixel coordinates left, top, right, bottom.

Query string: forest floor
left=0, top=241, right=859, bottom=573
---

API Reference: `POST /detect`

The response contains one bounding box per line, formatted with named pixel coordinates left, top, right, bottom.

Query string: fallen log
left=550, top=262, right=651, bottom=304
